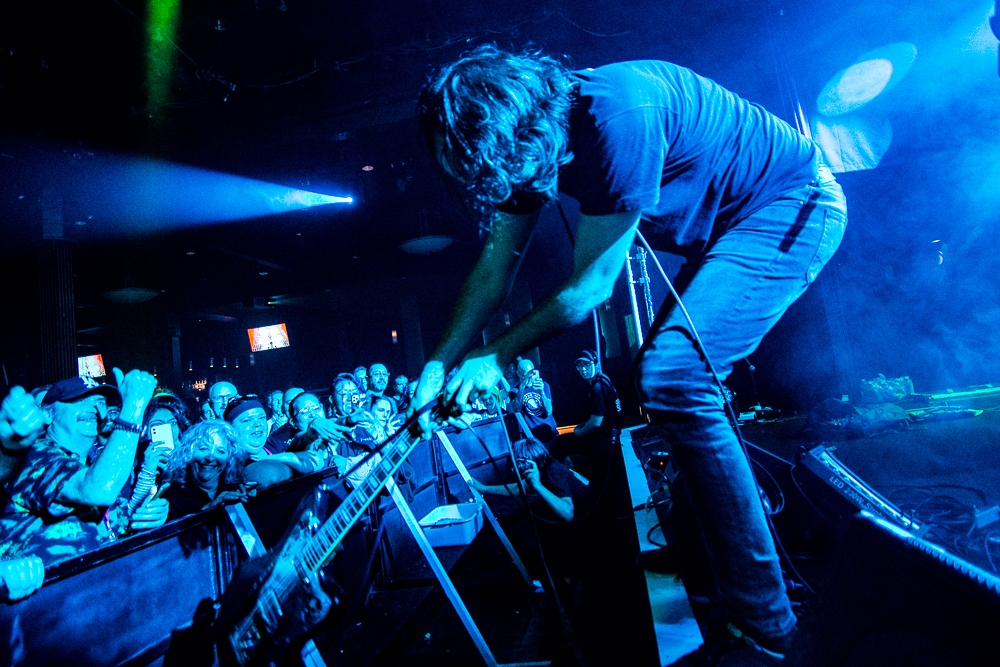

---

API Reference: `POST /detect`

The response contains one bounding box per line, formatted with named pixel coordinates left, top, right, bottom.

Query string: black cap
left=42, top=376, right=122, bottom=407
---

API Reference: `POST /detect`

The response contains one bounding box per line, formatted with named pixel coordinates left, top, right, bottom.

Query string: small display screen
left=78, top=354, right=107, bottom=378
left=248, top=323, right=290, bottom=352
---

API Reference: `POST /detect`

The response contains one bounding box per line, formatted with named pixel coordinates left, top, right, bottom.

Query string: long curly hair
left=418, top=44, right=575, bottom=219
left=165, top=420, right=246, bottom=488
left=141, top=391, right=192, bottom=441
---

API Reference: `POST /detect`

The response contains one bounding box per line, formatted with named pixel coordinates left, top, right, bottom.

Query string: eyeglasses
left=294, top=403, right=323, bottom=417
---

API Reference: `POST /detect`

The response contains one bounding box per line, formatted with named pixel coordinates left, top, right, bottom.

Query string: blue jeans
left=634, top=164, right=847, bottom=640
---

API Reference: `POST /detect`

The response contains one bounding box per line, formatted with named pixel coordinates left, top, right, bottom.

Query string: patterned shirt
left=0, top=437, right=113, bottom=565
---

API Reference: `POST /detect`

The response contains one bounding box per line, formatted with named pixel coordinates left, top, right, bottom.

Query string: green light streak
left=146, top=0, right=181, bottom=122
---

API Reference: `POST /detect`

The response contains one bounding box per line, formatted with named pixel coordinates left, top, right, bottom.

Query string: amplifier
left=792, top=445, right=922, bottom=537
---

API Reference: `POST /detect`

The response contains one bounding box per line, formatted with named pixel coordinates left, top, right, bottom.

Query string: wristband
left=111, top=417, right=143, bottom=435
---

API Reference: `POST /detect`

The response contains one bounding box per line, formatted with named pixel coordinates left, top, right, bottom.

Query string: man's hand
left=112, top=368, right=158, bottom=423
left=311, top=417, right=351, bottom=444
left=130, top=494, right=170, bottom=532
left=0, top=556, right=45, bottom=601
left=444, top=350, right=503, bottom=414
left=520, top=459, right=542, bottom=491
left=0, top=386, right=46, bottom=452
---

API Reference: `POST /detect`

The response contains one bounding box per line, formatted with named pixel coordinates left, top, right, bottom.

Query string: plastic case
left=418, top=503, right=484, bottom=547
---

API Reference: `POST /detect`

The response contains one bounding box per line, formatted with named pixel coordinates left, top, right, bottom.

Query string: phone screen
left=150, top=424, right=175, bottom=452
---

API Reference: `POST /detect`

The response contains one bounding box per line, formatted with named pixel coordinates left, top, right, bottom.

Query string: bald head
left=208, top=382, right=238, bottom=419
left=282, top=387, right=305, bottom=419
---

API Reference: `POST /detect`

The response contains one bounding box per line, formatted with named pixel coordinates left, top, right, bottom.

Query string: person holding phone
left=469, top=437, right=584, bottom=523
left=508, top=359, right=557, bottom=442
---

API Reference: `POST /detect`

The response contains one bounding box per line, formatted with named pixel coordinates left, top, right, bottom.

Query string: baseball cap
left=42, top=376, right=122, bottom=407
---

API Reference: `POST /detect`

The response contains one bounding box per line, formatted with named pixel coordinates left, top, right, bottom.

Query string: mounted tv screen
left=78, top=354, right=107, bottom=378
left=248, top=323, right=290, bottom=352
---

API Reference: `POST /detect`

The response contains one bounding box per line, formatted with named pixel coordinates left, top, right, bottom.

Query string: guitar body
left=217, top=486, right=342, bottom=667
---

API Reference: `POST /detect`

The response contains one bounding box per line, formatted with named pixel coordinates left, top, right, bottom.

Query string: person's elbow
left=60, top=476, right=119, bottom=507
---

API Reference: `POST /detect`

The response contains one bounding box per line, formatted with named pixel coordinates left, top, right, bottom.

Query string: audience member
left=353, top=366, right=369, bottom=392
left=223, top=396, right=269, bottom=461
left=372, top=396, right=405, bottom=437
left=266, top=390, right=287, bottom=434
left=162, top=420, right=253, bottom=520
left=0, top=370, right=158, bottom=564
left=366, top=363, right=397, bottom=413
left=207, top=381, right=238, bottom=419
left=470, top=437, right=584, bottom=522
left=509, top=359, right=558, bottom=442
left=265, top=386, right=304, bottom=454
left=122, top=392, right=192, bottom=525
left=390, top=375, right=410, bottom=412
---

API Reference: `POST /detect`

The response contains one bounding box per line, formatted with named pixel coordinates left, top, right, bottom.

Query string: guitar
left=217, top=403, right=441, bottom=667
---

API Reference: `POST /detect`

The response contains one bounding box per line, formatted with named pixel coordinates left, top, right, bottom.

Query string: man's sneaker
left=667, top=624, right=787, bottom=667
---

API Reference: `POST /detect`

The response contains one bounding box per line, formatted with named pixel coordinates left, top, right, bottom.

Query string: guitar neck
left=296, top=425, right=422, bottom=574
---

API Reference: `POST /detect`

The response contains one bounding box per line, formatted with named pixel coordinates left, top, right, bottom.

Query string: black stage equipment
left=786, top=511, right=1000, bottom=667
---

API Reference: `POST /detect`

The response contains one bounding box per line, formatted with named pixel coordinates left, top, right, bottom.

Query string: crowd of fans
left=0, top=353, right=621, bottom=602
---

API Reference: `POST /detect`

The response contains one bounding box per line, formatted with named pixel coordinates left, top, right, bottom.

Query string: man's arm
left=412, top=210, right=539, bottom=419
left=574, top=414, right=604, bottom=436
left=446, top=210, right=641, bottom=409
left=433, top=211, right=540, bottom=369
left=58, top=369, right=157, bottom=507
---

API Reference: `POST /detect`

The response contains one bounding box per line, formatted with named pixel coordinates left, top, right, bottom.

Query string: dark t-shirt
left=587, top=375, right=621, bottom=435
left=529, top=459, right=588, bottom=521
left=163, top=481, right=214, bottom=521
left=265, top=423, right=294, bottom=455
left=499, top=60, right=817, bottom=256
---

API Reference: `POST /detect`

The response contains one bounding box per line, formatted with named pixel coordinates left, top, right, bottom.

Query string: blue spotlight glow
left=817, top=42, right=917, bottom=117
left=68, top=155, right=353, bottom=233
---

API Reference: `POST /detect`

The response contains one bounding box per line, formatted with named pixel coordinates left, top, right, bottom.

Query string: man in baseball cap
left=0, top=368, right=158, bottom=565
left=40, top=375, right=122, bottom=409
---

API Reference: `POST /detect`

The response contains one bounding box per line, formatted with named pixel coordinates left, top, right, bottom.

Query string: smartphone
left=350, top=393, right=365, bottom=410
left=150, top=424, right=175, bottom=452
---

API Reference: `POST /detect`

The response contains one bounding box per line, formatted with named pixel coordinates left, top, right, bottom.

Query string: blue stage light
left=68, top=155, right=353, bottom=233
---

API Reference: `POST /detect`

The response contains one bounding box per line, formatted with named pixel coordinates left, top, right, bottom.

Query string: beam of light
left=66, top=155, right=353, bottom=233
left=146, top=0, right=182, bottom=122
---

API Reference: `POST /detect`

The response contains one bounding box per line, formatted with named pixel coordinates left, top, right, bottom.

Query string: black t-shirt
left=265, top=423, right=293, bottom=455
left=164, top=482, right=214, bottom=521
left=499, top=60, right=818, bottom=257
left=529, top=459, right=588, bottom=521
left=587, top=375, right=621, bottom=434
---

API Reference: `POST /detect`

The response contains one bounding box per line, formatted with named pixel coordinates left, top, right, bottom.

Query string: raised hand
left=0, top=386, right=46, bottom=451
left=112, top=368, right=158, bottom=423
